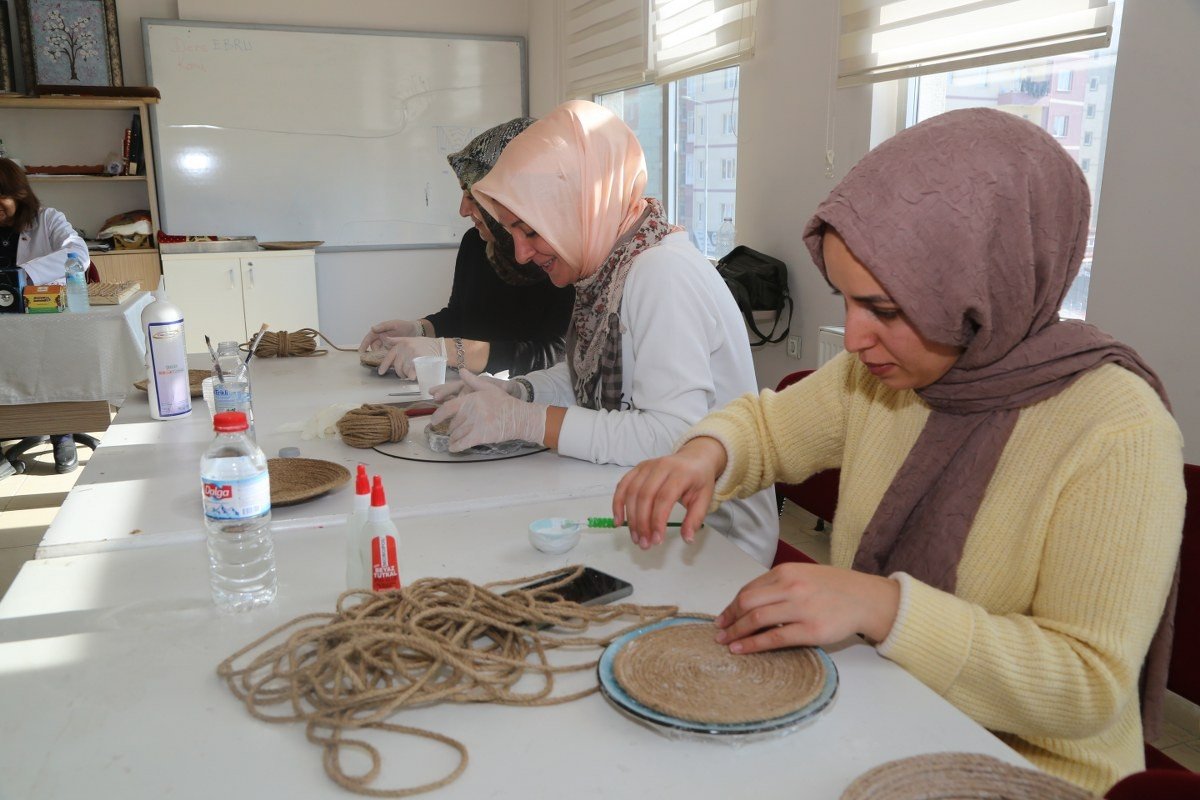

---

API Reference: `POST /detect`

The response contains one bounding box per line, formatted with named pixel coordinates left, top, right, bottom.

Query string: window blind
left=563, top=0, right=649, bottom=98
left=837, top=0, right=1115, bottom=87
left=649, top=0, right=758, bottom=84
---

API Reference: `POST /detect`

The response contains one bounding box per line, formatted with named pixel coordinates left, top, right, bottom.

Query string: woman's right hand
left=359, top=319, right=420, bottom=353
left=612, top=437, right=728, bottom=550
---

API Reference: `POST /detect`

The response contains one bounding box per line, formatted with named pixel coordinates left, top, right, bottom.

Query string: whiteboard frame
left=142, top=18, right=528, bottom=252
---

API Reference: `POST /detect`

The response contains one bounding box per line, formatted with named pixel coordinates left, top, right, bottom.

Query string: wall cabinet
left=0, top=95, right=163, bottom=291
left=161, top=250, right=318, bottom=354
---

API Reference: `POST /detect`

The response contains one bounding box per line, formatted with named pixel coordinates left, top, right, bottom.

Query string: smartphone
left=514, top=566, right=633, bottom=607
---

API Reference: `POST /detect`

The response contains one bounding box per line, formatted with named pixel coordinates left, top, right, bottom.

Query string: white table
left=37, top=351, right=627, bottom=558
left=0, top=497, right=1025, bottom=799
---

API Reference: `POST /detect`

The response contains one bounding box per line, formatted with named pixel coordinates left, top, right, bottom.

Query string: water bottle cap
left=213, top=411, right=249, bottom=432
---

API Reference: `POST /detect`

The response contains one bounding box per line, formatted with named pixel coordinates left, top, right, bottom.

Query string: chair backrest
left=773, top=370, right=841, bottom=524
left=1166, top=463, right=1199, bottom=702
left=85, top=261, right=100, bottom=284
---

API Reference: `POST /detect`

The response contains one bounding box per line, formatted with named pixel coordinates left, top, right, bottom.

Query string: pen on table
left=244, top=323, right=269, bottom=365
left=204, top=334, right=225, bottom=383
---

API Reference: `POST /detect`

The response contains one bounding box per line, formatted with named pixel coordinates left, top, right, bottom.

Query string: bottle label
left=202, top=471, right=270, bottom=520
left=213, top=383, right=252, bottom=410
left=370, top=535, right=401, bottom=591
left=147, top=319, right=191, bottom=417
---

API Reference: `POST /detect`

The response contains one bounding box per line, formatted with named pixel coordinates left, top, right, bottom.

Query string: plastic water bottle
left=212, top=340, right=255, bottom=439
left=361, top=476, right=402, bottom=592
left=64, top=251, right=90, bottom=312
left=714, top=218, right=736, bottom=260
left=141, top=290, right=192, bottom=419
left=201, top=410, right=276, bottom=612
left=345, top=465, right=371, bottom=589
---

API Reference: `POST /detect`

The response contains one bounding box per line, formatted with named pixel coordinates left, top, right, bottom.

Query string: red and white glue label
left=371, top=535, right=401, bottom=591
left=202, top=473, right=270, bottom=520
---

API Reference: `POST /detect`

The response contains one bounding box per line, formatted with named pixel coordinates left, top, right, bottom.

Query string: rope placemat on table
left=613, top=622, right=826, bottom=724
left=132, top=368, right=210, bottom=398
left=217, top=566, right=680, bottom=797
left=266, top=458, right=351, bottom=506
left=839, top=752, right=1099, bottom=800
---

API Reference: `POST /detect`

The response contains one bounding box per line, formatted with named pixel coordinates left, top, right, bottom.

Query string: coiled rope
left=337, top=404, right=410, bottom=448
left=216, top=567, right=678, bottom=797
left=242, top=328, right=355, bottom=358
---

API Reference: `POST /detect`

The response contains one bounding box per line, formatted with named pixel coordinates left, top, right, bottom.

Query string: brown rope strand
left=337, top=404, right=410, bottom=448
left=241, top=328, right=357, bottom=358
left=217, top=567, right=678, bottom=797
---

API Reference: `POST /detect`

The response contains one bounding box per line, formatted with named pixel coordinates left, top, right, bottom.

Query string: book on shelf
left=128, top=113, right=143, bottom=177
left=122, top=128, right=131, bottom=175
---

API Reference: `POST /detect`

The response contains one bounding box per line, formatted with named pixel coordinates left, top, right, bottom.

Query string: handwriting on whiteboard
left=169, top=35, right=255, bottom=72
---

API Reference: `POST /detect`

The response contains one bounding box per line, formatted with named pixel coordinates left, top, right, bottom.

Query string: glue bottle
left=141, top=290, right=192, bottom=419
left=360, top=476, right=402, bottom=592
left=345, top=465, right=371, bottom=588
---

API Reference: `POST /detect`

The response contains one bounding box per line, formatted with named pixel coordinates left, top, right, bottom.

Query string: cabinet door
left=240, top=254, right=318, bottom=338
left=161, top=257, right=247, bottom=353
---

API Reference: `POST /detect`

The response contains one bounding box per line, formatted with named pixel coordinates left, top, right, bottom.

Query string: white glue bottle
left=361, top=475, right=402, bottom=592
left=141, top=290, right=192, bottom=420
left=345, top=465, right=371, bottom=589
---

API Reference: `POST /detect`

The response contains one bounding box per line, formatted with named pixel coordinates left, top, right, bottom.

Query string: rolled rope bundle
left=216, top=566, right=679, bottom=797
left=245, top=328, right=355, bottom=358
left=337, top=403, right=409, bottom=448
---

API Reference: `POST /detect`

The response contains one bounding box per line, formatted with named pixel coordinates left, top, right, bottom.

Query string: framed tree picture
left=16, top=0, right=122, bottom=89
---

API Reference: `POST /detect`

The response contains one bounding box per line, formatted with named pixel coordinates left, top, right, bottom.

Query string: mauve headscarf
left=473, top=100, right=679, bottom=409
left=801, top=107, right=1176, bottom=737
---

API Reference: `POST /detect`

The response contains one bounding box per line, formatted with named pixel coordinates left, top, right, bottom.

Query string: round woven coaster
left=132, top=369, right=209, bottom=398
left=839, top=752, right=1098, bottom=800
left=266, top=458, right=352, bottom=507
left=612, top=622, right=826, bottom=725
left=360, top=350, right=385, bottom=368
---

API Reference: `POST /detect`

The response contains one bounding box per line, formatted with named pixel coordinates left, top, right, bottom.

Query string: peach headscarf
left=471, top=99, right=648, bottom=279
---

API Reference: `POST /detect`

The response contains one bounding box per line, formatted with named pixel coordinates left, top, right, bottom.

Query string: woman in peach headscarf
left=429, top=99, right=778, bottom=565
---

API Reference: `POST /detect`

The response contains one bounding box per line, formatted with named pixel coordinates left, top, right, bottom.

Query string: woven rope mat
left=612, top=622, right=826, bottom=724
left=266, top=458, right=351, bottom=507
left=132, top=369, right=210, bottom=398
left=360, top=349, right=386, bottom=368
left=839, top=752, right=1099, bottom=800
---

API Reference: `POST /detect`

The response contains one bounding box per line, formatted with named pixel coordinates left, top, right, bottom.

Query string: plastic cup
left=200, top=376, right=216, bottom=418
left=413, top=355, right=447, bottom=400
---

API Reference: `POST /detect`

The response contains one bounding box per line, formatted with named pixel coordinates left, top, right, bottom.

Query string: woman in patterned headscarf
left=359, top=118, right=574, bottom=378
left=427, top=100, right=779, bottom=566
left=612, top=108, right=1184, bottom=795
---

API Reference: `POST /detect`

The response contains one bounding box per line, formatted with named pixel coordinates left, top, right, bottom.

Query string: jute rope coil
left=216, top=567, right=679, bottom=797
left=337, top=404, right=410, bottom=448
left=242, top=328, right=356, bottom=358
left=613, top=622, right=826, bottom=724
left=839, top=752, right=1099, bottom=800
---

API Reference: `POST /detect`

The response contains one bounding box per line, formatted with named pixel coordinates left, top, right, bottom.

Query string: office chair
left=771, top=369, right=841, bottom=566
left=2, top=260, right=104, bottom=475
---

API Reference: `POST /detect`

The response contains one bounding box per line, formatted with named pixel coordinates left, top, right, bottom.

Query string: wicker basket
left=112, top=232, right=151, bottom=250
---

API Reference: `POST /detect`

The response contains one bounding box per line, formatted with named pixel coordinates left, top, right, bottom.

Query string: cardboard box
left=24, top=284, right=66, bottom=313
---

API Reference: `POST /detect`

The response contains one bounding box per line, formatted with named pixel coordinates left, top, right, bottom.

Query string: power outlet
left=786, top=335, right=802, bottom=359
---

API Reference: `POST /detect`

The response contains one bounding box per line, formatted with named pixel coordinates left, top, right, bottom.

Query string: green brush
left=585, top=517, right=683, bottom=529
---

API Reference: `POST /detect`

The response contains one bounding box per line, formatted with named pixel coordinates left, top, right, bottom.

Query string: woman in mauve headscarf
left=613, top=108, right=1183, bottom=794
left=429, top=99, right=779, bottom=566
left=358, top=117, right=574, bottom=378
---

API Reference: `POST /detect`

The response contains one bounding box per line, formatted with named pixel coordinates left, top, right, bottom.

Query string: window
left=892, top=0, right=1125, bottom=319
left=597, top=65, right=740, bottom=259
left=1055, top=71, right=1072, bottom=92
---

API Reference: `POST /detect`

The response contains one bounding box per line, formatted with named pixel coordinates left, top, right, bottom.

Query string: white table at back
left=38, top=351, right=627, bottom=557
left=1, top=497, right=1024, bottom=799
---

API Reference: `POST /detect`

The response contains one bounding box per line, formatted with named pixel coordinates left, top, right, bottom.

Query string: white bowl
left=528, top=517, right=582, bottom=554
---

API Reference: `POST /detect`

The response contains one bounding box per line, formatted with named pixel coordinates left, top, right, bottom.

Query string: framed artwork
left=16, top=0, right=122, bottom=89
left=0, top=5, right=14, bottom=92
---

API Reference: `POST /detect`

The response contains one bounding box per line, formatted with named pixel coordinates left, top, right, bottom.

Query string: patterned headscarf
left=802, top=106, right=1175, bottom=736
left=473, top=100, right=681, bottom=409
left=446, top=118, right=543, bottom=285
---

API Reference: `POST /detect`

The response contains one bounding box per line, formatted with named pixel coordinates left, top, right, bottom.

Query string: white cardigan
left=17, top=207, right=88, bottom=285
left=526, top=232, right=779, bottom=566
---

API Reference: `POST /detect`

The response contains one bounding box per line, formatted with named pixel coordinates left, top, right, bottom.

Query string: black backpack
left=716, top=245, right=793, bottom=346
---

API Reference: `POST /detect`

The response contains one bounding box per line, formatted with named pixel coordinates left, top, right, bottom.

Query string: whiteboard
left=143, top=19, right=526, bottom=250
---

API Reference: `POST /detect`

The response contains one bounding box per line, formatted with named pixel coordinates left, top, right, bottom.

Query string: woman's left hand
left=377, top=337, right=446, bottom=377
left=713, top=563, right=901, bottom=653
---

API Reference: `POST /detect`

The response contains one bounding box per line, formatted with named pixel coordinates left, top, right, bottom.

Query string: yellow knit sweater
left=689, top=351, right=1184, bottom=794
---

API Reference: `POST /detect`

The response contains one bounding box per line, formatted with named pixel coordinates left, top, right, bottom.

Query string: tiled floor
left=1, top=451, right=1196, bottom=771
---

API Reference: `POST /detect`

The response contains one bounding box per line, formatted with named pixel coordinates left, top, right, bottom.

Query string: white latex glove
left=428, top=368, right=527, bottom=403
left=430, top=370, right=546, bottom=452
left=377, top=336, right=447, bottom=378
left=359, top=319, right=421, bottom=353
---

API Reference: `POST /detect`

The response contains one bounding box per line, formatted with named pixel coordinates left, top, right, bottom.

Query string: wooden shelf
left=90, top=248, right=156, bottom=256
left=0, top=95, right=157, bottom=110
left=28, top=174, right=147, bottom=182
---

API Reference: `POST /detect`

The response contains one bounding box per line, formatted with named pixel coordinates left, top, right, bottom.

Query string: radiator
left=818, top=326, right=845, bottom=366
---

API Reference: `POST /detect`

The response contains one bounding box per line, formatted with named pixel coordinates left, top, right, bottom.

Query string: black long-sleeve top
left=425, top=228, right=574, bottom=376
